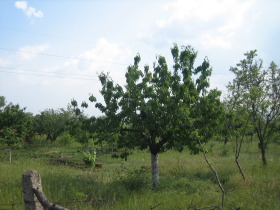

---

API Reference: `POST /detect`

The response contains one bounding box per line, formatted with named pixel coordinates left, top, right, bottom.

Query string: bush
left=83, top=149, right=96, bottom=167
left=57, top=132, right=74, bottom=146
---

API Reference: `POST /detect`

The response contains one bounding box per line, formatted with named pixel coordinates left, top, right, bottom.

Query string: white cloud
left=15, top=1, right=27, bottom=10
left=157, top=0, right=256, bottom=49
left=0, top=57, right=10, bottom=66
left=15, top=1, right=44, bottom=18
left=201, top=34, right=232, bottom=49
left=18, top=44, right=49, bottom=60
left=77, top=38, right=131, bottom=80
left=159, top=0, right=254, bottom=28
left=29, top=38, right=131, bottom=89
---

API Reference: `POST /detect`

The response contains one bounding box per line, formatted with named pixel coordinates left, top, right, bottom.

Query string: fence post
left=22, top=170, right=44, bottom=210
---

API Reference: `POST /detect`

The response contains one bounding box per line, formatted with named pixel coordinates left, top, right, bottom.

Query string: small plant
left=82, top=149, right=96, bottom=167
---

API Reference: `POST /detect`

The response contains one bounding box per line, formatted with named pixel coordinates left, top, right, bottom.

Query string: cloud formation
left=15, top=1, right=44, bottom=18
left=18, top=44, right=49, bottom=60
left=157, top=0, right=255, bottom=49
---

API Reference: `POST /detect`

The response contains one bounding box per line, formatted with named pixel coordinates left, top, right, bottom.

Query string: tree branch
left=198, top=138, right=225, bottom=209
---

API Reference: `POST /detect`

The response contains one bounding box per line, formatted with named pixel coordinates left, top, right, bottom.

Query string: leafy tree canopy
left=87, top=44, right=224, bottom=185
left=227, top=50, right=280, bottom=165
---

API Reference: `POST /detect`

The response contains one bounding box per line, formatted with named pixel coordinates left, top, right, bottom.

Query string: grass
left=0, top=139, right=279, bottom=210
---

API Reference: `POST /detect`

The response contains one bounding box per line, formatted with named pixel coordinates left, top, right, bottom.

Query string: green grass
left=0, top=139, right=279, bottom=209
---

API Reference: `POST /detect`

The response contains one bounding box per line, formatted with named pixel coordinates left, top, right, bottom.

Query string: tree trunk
left=151, top=152, right=159, bottom=187
left=8, top=146, right=11, bottom=162
left=260, top=141, right=267, bottom=165
left=235, top=158, right=246, bottom=181
left=224, top=137, right=228, bottom=145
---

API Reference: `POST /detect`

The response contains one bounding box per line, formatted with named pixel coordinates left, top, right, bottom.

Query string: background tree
left=0, top=96, right=6, bottom=108
left=227, top=50, right=280, bottom=165
left=90, top=44, right=224, bottom=186
left=223, top=99, right=253, bottom=181
left=0, top=102, right=29, bottom=138
left=0, top=98, right=30, bottom=161
left=34, top=109, right=70, bottom=142
left=66, top=100, right=97, bottom=148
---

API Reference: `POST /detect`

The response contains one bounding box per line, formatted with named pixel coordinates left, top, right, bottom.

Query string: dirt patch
left=50, top=159, right=85, bottom=169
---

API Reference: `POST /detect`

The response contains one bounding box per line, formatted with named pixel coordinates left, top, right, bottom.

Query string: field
left=0, top=139, right=279, bottom=210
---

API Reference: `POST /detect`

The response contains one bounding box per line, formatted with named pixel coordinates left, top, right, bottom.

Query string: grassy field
left=0, top=139, right=279, bottom=210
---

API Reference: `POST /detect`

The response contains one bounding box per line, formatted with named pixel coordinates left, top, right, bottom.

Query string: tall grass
left=0, top=139, right=279, bottom=209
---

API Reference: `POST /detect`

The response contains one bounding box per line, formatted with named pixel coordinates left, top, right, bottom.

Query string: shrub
left=82, top=149, right=96, bottom=167
left=57, top=132, right=74, bottom=146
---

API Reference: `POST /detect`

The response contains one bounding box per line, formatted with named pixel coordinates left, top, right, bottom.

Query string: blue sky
left=0, top=0, right=279, bottom=116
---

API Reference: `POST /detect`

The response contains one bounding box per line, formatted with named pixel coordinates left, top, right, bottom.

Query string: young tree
left=223, top=100, right=253, bottom=181
left=89, top=44, right=224, bottom=186
left=227, top=50, right=280, bottom=165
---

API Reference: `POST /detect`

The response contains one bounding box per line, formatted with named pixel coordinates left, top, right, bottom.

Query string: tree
left=66, top=100, right=97, bottom=148
left=227, top=50, right=280, bottom=165
left=89, top=44, right=224, bottom=186
left=223, top=100, right=253, bottom=181
left=0, top=102, right=29, bottom=138
left=0, top=99, right=30, bottom=161
left=0, top=96, right=6, bottom=108
left=34, top=109, right=70, bottom=142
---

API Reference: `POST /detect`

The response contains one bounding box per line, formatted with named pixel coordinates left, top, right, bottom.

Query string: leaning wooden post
left=22, top=170, right=44, bottom=210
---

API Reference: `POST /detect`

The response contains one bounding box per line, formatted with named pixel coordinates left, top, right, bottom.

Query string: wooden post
left=22, top=170, right=44, bottom=210
left=22, top=170, right=68, bottom=210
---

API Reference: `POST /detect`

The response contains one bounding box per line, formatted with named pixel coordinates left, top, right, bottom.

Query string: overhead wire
left=0, top=69, right=99, bottom=81
left=0, top=67, right=125, bottom=82
left=0, top=26, right=96, bottom=44
left=0, top=47, right=128, bottom=66
left=0, top=26, right=232, bottom=81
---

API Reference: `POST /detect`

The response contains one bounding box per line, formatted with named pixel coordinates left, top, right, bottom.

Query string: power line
left=0, top=26, right=129, bottom=61
left=0, top=67, right=126, bottom=82
left=0, top=66, right=99, bottom=78
left=0, top=69, right=99, bottom=81
left=0, top=26, right=95, bottom=44
left=0, top=66, right=125, bottom=81
left=0, top=47, right=128, bottom=66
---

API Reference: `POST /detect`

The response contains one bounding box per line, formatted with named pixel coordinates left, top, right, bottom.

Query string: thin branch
left=195, top=205, right=222, bottom=210
left=198, top=138, right=225, bottom=209
left=150, top=202, right=163, bottom=209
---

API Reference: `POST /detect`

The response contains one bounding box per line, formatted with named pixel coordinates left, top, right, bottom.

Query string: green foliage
left=117, top=169, right=149, bottom=192
left=75, top=130, right=91, bottom=147
left=0, top=127, right=21, bottom=147
left=34, top=109, right=70, bottom=141
left=89, top=44, right=224, bottom=186
left=0, top=102, right=30, bottom=138
left=56, top=132, right=74, bottom=146
left=227, top=50, right=280, bottom=164
left=82, top=149, right=96, bottom=167
left=111, top=149, right=131, bottom=161
left=0, top=96, right=5, bottom=108
left=64, top=183, right=87, bottom=200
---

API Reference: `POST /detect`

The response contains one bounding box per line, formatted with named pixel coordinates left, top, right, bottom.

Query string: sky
left=0, top=0, right=279, bottom=116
